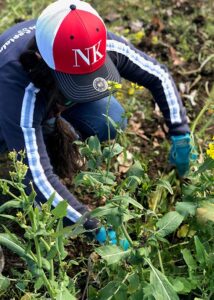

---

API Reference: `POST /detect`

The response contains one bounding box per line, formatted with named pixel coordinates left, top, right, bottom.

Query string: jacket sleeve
left=0, top=63, right=97, bottom=230
left=107, top=32, right=190, bottom=136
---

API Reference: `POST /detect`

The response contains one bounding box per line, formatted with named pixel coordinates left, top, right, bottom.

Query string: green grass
left=0, top=1, right=214, bottom=299
left=0, top=0, right=52, bottom=33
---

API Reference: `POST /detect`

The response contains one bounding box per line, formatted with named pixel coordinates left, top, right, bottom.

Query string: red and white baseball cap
left=35, top=0, right=120, bottom=102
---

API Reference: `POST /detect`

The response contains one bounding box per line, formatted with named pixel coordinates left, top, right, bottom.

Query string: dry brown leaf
left=129, top=20, right=144, bottom=32
left=129, top=119, right=142, bottom=132
left=118, top=165, right=131, bottom=174
left=179, top=82, right=187, bottom=94
left=197, top=204, right=214, bottom=223
left=163, top=123, right=169, bottom=134
left=137, top=130, right=150, bottom=140
left=153, top=126, right=166, bottom=139
left=152, top=138, right=160, bottom=148
left=183, top=90, right=197, bottom=106
left=153, top=103, right=162, bottom=118
left=117, top=151, right=133, bottom=174
left=151, top=15, right=165, bottom=33
left=117, top=151, right=133, bottom=165
left=104, top=12, right=120, bottom=22
left=90, top=252, right=100, bottom=263
left=169, top=46, right=184, bottom=66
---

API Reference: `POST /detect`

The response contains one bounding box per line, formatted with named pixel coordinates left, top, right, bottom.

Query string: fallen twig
left=179, top=54, right=214, bottom=75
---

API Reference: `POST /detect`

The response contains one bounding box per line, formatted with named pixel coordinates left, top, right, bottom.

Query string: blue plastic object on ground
left=95, top=226, right=130, bottom=250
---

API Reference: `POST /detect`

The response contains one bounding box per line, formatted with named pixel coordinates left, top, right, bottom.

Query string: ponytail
left=19, top=38, right=85, bottom=179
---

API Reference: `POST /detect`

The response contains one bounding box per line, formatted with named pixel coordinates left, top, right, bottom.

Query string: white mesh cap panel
left=35, top=0, right=104, bottom=70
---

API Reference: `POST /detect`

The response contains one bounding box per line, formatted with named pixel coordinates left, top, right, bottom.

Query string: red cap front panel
left=53, top=10, right=107, bottom=74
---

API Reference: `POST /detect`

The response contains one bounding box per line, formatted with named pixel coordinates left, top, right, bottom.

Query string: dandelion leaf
left=156, top=211, right=184, bottom=237
left=95, top=245, right=131, bottom=265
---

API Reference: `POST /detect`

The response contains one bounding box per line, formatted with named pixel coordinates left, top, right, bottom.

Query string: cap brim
left=53, top=54, right=121, bottom=103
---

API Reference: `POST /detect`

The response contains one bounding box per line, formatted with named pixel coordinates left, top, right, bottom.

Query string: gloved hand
left=95, top=226, right=130, bottom=251
left=169, top=133, right=195, bottom=177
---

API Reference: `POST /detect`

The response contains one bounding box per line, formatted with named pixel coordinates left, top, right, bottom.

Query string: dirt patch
left=0, top=0, right=5, bottom=10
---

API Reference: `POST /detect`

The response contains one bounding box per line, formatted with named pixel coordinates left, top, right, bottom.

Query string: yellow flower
left=126, top=82, right=145, bottom=96
left=116, top=91, right=124, bottom=101
left=128, top=87, right=135, bottom=95
left=151, top=35, right=159, bottom=45
left=207, top=139, right=214, bottom=159
left=8, top=151, right=16, bottom=161
left=107, top=81, right=122, bottom=91
left=16, top=211, right=23, bottom=219
left=131, top=31, right=145, bottom=44
left=114, top=83, right=122, bottom=89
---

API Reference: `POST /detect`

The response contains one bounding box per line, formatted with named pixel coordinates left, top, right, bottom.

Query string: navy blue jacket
left=0, top=20, right=189, bottom=227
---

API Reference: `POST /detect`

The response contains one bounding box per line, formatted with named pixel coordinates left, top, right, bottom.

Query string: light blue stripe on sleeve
left=20, top=83, right=82, bottom=222
left=107, top=40, right=182, bottom=124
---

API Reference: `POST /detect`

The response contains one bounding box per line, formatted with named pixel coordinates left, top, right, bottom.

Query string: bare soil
left=0, top=0, right=4, bottom=10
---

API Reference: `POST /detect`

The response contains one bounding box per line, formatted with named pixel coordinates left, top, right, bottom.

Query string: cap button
left=70, top=4, right=76, bottom=10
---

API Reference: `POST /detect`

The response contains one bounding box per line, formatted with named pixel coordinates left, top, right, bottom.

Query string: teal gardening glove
left=95, top=226, right=130, bottom=251
left=169, top=133, right=196, bottom=177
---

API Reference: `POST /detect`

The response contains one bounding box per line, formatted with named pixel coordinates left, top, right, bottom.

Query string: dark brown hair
left=19, top=38, right=84, bottom=179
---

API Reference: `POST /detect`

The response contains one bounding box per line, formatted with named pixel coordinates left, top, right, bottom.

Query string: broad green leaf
left=79, top=145, right=93, bottom=157
left=114, top=283, right=127, bottom=300
left=16, top=281, right=27, bottom=292
left=47, top=245, right=57, bottom=260
left=156, top=211, right=184, bottom=237
left=169, top=276, right=196, bottom=294
left=181, top=248, right=197, bottom=271
left=1, top=225, right=23, bottom=246
left=112, top=195, right=143, bottom=210
left=122, top=211, right=139, bottom=222
left=47, top=192, right=56, bottom=210
left=196, top=157, right=214, bottom=173
left=56, top=287, right=76, bottom=300
left=194, top=236, right=208, bottom=266
left=128, top=272, right=140, bottom=293
left=27, top=189, right=37, bottom=204
left=41, top=258, right=51, bottom=271
left=96, top=245, right=131, bottom=265
left=176, top=202, right=197, bottom=217
left=106, top=214, right=123, bottom=228
left=88, top=158, right=100, bottom=170
left=157, top=179, right=173, bottom=195
left=0, top=214, right=17, bottom=221
left=0, top=275, right=10, bottom=292
left=68, top=224, right=86, bottom=238
left=52, top=200, right=68, bottom=218
left=123, top=176, right=142, bottom=192
left=155, top=235, right=170, bottom=244
left=56, top=219, right=67, bottom=260
left=88, top=286, right=98, bottom=299
left=88, top=135, right=101, bottom=154
left=0, top=234, right=34, bottom=262
left=90, top=204, right=119, bottom=218
left=182, top=184, right=197, bottom=197
left=102, top=114, right=123, bottom=134
left=27, top=262, right=43, bottom=277
left=34, top=277, right=44, bottom=291
left=127, top=160, right=145, bottom=178
left=130, top=288, right=146, bottom=300
left=75, top=171, right=115, bottom=186
left=98, top=281, right=119, bottom=300
left=103, top=143, right=123, bottom=159
left=145, top=258, right=179, bottom=300
left=0, top=200, right=21, bottom=213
